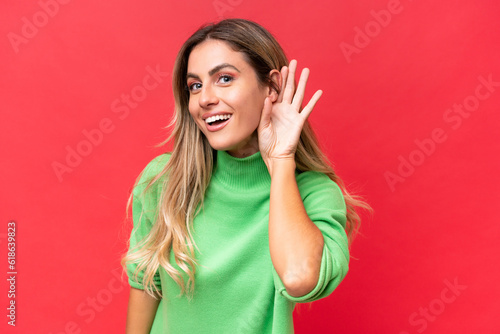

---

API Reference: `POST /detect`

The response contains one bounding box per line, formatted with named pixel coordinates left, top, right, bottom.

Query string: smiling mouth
left=205, top=114, right=232, bottom=126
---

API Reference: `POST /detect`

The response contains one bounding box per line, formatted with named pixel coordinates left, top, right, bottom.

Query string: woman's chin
left=205, top=132, right=259, bottom=157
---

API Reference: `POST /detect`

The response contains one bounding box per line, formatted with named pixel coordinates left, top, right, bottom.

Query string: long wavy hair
left=121, top=18, right=371, bottom=301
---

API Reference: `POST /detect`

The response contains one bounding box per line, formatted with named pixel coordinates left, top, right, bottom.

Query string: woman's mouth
left=205, top=114, right=232, bottom=132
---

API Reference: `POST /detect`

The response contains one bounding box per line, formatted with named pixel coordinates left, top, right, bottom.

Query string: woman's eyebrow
left=186, top=63, right=240, bottom=80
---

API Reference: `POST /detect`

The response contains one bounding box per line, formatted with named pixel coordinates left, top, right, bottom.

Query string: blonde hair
left=121, top=18, right=371, bottom=301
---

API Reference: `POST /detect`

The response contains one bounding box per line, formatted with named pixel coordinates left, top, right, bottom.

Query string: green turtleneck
left=126, top=150, right=349, bottom=334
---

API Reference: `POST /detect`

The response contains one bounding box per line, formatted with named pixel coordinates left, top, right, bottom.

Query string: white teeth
left=205, top=114, right=231, bottom=124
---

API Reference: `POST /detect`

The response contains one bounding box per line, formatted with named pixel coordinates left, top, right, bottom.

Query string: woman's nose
left=199, top=85, right=218, bottom=107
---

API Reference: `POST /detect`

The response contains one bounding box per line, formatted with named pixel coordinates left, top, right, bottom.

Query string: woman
left=122, top=18, right=369, bottom=333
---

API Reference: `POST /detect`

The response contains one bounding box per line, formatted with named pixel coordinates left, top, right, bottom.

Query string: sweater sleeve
left=272, top=171, right=349, bottom=303
left=126, top=153, right=170, bottom=291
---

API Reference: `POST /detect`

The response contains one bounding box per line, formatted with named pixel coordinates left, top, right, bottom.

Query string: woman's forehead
left=187, top=40, right=247, bottom=74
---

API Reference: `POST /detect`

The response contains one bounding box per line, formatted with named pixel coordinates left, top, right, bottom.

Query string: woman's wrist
left=266, top=156, right=296, bottom=177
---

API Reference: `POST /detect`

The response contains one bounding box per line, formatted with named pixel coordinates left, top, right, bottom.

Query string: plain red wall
left=1, top=0, right=499, bottom=333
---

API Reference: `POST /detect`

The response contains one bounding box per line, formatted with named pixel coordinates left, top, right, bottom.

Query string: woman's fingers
left=300, top=89, right=323, bottom=120
left=260, top=96, right=272, bottom=127
left=277, top=65, right=288, bottom=104
left=275, top=59, right=321, bottom=119
left=282, top=59, right=297, bottom=103
left=292, top=67, right=309, bottom=109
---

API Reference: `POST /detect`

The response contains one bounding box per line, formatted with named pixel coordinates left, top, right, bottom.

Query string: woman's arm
left=268, top=158, right=324, bottom=297
left=258, top=59, right=325, bottom=297
left=126, top=287, right=161, bottom=334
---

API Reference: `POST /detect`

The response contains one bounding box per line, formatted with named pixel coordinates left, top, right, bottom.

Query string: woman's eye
left=188, top=83, right=201, bottom=92
left=188, top=74, right=233, bottom=92
left=218, top=74, right=233, bottom=84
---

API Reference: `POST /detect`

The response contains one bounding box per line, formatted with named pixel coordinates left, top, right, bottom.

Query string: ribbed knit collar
left=212, top=150, right=271, bottom=190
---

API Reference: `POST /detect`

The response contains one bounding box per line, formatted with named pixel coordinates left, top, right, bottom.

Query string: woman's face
left=186, top=39, right=270, bottom=158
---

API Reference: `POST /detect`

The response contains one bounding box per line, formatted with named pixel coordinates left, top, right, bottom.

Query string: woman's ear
left=267, top=69, right=281, bottom=103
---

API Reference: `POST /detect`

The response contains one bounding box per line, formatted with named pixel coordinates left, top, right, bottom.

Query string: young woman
left=122, top=18, right=369, bottom=333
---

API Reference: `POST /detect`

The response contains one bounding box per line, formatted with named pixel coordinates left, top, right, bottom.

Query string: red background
left=1, top=0, right=499, bottom=333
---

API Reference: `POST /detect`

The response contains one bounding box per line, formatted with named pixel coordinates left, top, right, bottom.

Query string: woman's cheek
left=224, top=89, right=240, bottom=105
left=188, top=103, right=198, bottom=121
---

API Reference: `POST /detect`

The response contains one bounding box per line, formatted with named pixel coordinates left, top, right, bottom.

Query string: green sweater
left=127, top=150, right=349, bottom=334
